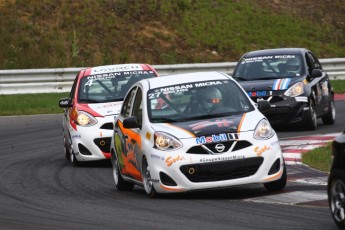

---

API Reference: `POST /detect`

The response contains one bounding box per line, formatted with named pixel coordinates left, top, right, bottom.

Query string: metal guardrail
left=0, top=58, right=344, bottom=95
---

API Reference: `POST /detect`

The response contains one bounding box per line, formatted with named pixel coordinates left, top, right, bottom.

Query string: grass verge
left=301, top=142, right=332, bottom=172
left=0, top=80, right=344, bottom=116
left=0, top=93, right=68, bottom=116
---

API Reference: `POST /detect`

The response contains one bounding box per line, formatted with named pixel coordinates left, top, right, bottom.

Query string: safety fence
left=0, top=58, right=344, bottom=95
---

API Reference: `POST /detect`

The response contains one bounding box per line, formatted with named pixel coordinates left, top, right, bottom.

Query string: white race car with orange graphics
left=59, top=64, right=158, bottom=166
left=110, top=71, right=287, bottom=197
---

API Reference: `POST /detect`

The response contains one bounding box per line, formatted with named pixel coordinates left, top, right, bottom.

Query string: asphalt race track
left=0, top=98, right=344, bottom=230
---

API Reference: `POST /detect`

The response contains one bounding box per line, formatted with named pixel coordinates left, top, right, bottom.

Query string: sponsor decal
left=241, top=55, right=296, bottom=64
left=72, top=134, right=81, bottom=139
left=90, top=64, right=143, bottom=74
left=189, top=119, right=235, bottom=130
left=195, top=133, right=239, bottom=144
left=150, top=179, right=160, bottom=183
left=295, top=96, right=308, bottom=102
left=247, top=91, right=272, bottom=97
left=254, top=145, right=272, bottom=156
left=165, top=155, right=185, bottom=167
left=272, top=78, right=291, bottom=90
left=270, top=140, right=279, bottom=146
left=151, top=153, right=165, bottom=161
left=149, top=81, right=225, bottom=98
left=200, top=155, right=244, bottom=162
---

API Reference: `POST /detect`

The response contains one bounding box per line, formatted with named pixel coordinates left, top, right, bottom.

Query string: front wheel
left=142, top=157, right=158, bottom=198
left=70, top=151, right=80, bottom=167
left=303, top=99, right=317, bottom=130
left=328, top=175, right=345, bottom=229
left=264, top=162, right=287, bottom=192
left=111, top=153, right=134, bottom=191
left=322, top=97, right=336, bottom=125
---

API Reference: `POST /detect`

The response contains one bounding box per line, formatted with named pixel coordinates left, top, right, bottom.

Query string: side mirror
left=123, top=116, right=140, bottom=129
left=59, top=98, right=72, bottom=108
left=257, top=100, right=271, bottom=112
left=307, top=69, right=322, bottom=81
left=311, top=69, right=322, bottom=78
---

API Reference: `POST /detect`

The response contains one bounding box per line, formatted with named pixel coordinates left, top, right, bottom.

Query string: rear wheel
left=142, top=157, right=158, bottom=198
left=303, top=99, right=317, bottom=130
left=264, top=162, right=287, bottom=192
left=322, top=97, right=336, bottom=125
left=111, top=153, right=134, bottom=191
left=329, top=175, right=345, bottom=229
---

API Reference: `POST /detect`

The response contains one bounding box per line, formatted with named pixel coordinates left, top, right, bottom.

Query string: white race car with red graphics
left=59, top=64, right=158, bottom=166
left=110, top=71, right=287, bottom=197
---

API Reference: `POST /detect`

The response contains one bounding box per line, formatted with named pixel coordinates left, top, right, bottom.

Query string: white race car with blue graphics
left=110, top=71, right=286, bottom=197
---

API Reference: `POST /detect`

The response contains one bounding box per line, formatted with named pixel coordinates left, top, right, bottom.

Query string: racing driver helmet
left=201, top=87, right=222, bottom=111
left=286, top=58, right=300, bottom=72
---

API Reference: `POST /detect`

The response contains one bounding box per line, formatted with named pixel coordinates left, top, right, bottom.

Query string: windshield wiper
left=234, top=77, right=248, bottom=81
left=151, top=118, right=177, bottom=123
left=79, top=99, right=102, bottom=103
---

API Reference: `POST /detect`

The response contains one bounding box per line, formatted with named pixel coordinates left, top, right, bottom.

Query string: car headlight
left=76, top=111, right=97, bottom=126
left=284, top=82, right=304, bottom=97
left=154, top=132, right=182, bottom=151
left=254, top=119, right=275, bottom=140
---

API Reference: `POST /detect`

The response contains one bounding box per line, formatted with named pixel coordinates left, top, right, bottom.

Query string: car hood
left=238, top=77, right=304, bottom=92
left=86, top=102, right=123, bottom=117
left=151, top=111, right=265, bottom=139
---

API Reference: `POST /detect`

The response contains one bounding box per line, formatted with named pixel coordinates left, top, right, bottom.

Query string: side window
left=121, top=86, right=137, bottom=118
left=70, top=71, right=81, bottom=100
left=132, top=87, right=143, bottom=127
left=309, top=52, right=322, bottom=70
left=305, top=53, right=314, bottom=75
left=306, top=52, right=321, bottom=71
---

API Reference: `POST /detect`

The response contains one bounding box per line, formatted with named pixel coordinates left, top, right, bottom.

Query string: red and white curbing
left=280, top=133, right=341, bottom=165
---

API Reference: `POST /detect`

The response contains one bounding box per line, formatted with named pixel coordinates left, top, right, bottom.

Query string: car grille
left=264, top=107, right=292, bottom=124
left=94, top=137, right=111, bottom=153
left=186, top=140, right=252, bottom=155
left=100, top=122, right=113, bottom=130
left=180, top=157, right=263, bottom=183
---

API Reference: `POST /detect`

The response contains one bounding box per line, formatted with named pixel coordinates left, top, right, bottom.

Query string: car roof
left=142, top=71, right=231, bottom=89
left=243, top=48, right=308, bottom=57
left=81, top=63, right=156, bottom=77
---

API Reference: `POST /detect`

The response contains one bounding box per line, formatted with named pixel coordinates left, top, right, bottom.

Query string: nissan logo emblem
left=215, top=143, right=225, bottom=153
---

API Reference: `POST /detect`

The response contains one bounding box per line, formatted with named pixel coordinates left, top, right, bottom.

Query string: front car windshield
left=233, top=54, right=305, bottom=81
left=78, top=70, right=156, bottom=103
left=147, top=79, right=255, bottom=123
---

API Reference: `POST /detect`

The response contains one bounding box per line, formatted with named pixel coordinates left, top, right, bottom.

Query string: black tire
left=111, top=153, right=134, bottom=191
left=264, top=162, right=287, bottom=192
left=65, top=146, right=70, bottom=160
left=142, top=157, right=158, bottom=198
left=70, top=151, right=80, bottom=167
left=322, top=97, right=336, bottom=125
left=303, top=99, right=317, bottom=130
left=63, top=134, right=70, bottom=160
left=328, top=174, right=345, bottom=229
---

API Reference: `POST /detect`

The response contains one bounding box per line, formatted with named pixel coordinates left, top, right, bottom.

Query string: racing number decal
left=115, top=121, right=143, bottom=181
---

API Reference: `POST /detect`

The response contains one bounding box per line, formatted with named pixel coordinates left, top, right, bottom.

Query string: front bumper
left=146, top=133, right=284, bottom=194
left=70, top=116, right=114, bottom=161
left=259, top=97, right=309, bottom=126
